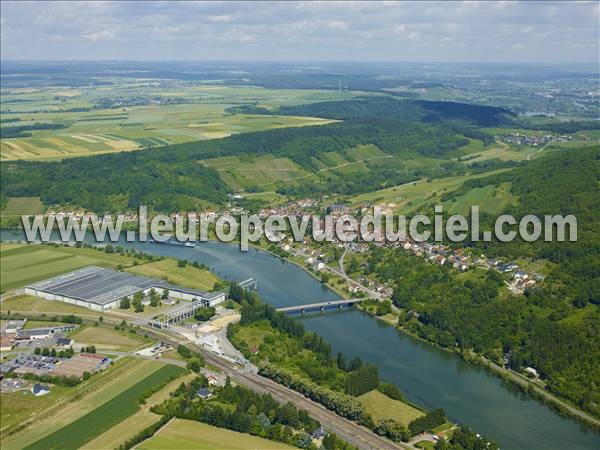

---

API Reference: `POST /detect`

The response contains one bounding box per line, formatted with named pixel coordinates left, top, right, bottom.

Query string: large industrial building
left=25, top=266, right=225, bottom=312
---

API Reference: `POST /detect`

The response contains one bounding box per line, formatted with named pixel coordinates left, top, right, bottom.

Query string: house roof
left=32, top=383, right=49, bottom=394
left=196, top=387, right=212, bottom=397
left=27, top=266, right=224, bottom=306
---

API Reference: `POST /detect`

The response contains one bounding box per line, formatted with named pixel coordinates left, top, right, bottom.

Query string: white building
left=25, top=266, right=225, bottom=312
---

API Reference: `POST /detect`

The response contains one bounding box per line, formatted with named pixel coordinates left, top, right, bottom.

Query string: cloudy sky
left=1, top=1, right=598, bottom=63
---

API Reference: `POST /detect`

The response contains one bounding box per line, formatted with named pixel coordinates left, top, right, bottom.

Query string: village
left=40, top=192, right=544, bottom=298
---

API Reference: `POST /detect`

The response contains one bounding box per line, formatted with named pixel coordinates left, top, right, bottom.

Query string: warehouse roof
left=27, top=266, right=222, bottom=306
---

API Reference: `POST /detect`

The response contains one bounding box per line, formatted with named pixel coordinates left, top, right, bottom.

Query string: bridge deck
left=276, top=298, right=364, bottom=313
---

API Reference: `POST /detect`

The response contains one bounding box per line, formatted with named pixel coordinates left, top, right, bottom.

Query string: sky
left=1, top=1, right=598, bottom=63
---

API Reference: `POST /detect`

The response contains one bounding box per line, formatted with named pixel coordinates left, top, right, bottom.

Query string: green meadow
left=23, top=365, right=185, bottom=450
left=0, top=243, right=136, bottom=292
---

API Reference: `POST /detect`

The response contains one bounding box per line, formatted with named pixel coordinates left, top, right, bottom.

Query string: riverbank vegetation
left=227, top=291, right=453, bottom=444
left=150, top=374, right=355, bottom=450
left=345, top=147, right=600, bottom=419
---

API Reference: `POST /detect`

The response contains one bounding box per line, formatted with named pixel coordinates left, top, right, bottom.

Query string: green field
left=0, top=83, right=349, bottom=161
left=200, top=143, right=391, bottom=191
left=443, top=182, right=516, bottom=215
left=1, top=295, right=97, bottom=315
left=124, top=258, right=219, bottom=291
left=349, top=169, right=512, bottom=214
left=358, top=390, right=424, bottom=427
left=202, top=154, right=310, bottom=190
left=23, top=365, right=185, bottom=450
left=0, top=197, right=44, bottom=217
left=1, top=357, right=161, bottom=447
left=139, top=419, right=296, bottom=450
left=0, top=244, right=136, bottom=291
left=70, top=325, right=151, bottom=351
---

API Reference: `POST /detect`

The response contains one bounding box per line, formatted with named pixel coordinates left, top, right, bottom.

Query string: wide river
left=2, top=231, right=599, bottom=450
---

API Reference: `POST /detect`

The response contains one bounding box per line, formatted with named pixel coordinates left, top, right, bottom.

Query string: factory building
left=25, top=266, right=225, bottom=312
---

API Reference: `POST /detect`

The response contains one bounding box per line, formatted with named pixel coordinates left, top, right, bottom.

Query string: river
left=2, top=230, right=599, bottom=450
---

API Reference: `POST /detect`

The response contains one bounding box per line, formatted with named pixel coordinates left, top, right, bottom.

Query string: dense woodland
left=152, top=374, right=340, bottom=449
left=349, top=147, right=600, bottom=417
left=269, top=96, right=515, bottom=127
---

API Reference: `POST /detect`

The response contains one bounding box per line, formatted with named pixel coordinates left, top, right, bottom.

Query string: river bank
left=357, top=303, right=600, bottom=433
left=260, top=244, right=600, bottom=432
left=2, top=228, right=599, bottom=449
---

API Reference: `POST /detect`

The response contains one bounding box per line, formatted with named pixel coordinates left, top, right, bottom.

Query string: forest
left=268, top=96, right=515, bottom=127
left=350, top=146, right=600, bottom=417
left=151, top=374, right=341, bottom=450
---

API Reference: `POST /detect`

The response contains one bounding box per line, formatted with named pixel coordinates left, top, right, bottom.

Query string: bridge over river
left=276, top=298, right=365, bottom=314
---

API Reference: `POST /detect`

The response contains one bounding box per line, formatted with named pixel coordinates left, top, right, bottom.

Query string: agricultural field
left=0, top=243, right=136, bottom=292
left=1, top=357, right=163, bottom=448
left=80, top=373, right=196, bottom=450
left=358, top=390, right=424, bottom=427
left=2, top=359, right=184, bottom=450
left=124, top=258, right=219, bottom=292
left=0, top=197, right=44, bottom=218
left=0, top=82, right=347, bottom=161
left=202, top=154, right=310, bottom=191
left=200, top=143, right=391, bottom=191
left=23, top=365, right=185, bottom=450
left=139, top=419, right=296, bottom=450
left=70, top=325, right=151, bottom=352
left=349, top=169, right=511, bottom=213
left=443, top=182, right=516, bottom=216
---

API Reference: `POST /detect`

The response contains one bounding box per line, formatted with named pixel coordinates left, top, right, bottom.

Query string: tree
left=177, top=345, right=192, bottom=359
left=177, top=259, right=187, bottom=268
left=376, top=300, right=392, bottom=316
left=149, top=293, right=160, bottom=307
left=194, top=306, right=216, bottom=322
left=132, top=292, right=144, bottom=313
left=119, top=296, right=131, bottom=309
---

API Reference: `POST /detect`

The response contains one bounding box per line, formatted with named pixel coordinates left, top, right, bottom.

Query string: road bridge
left=276, top=298, right=365, bottom=314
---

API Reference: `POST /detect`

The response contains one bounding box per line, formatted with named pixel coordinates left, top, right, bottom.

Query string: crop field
left=81, top=373, right=196, bottom=450
left=443, top=182, right=515, bottom=215
left=1, top=357, right=164, bottom=449
left=20, top=364, right=185, bottom=450
left=201, top=154, right=310, bottom=190
left=124, top=258, right=219, bottom=291
left=358, top=390, right=424, bottom=427
left=349, top=169, right=512, bottom=214
left=0, top=244, right=135, bottom=291
left=70, top=325, right=151, bottom=351
left=0, top=82, right=347, bottom=161
left=0, top=197, right=44, bottom=217
left=139, top=419, right=296, bottom=450
left=186, top=144, right=394, bottom=191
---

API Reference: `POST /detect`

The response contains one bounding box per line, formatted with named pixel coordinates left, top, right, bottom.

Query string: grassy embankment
left=139, top=419, right=296, bottom=450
